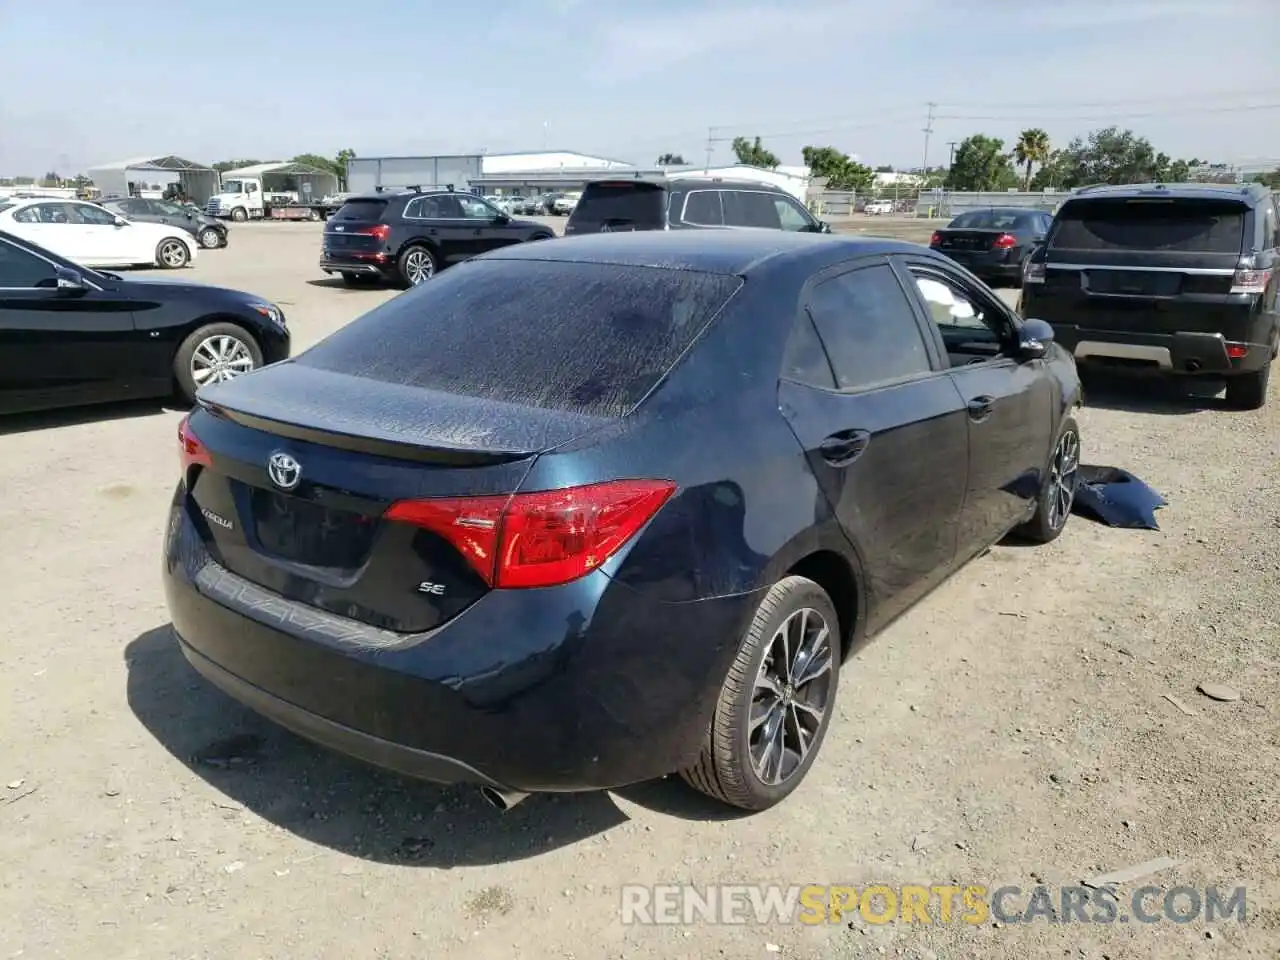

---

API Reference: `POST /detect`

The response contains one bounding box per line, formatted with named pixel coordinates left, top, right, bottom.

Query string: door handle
left=818, top=429, right=871, bottom=466
left=967, top=396, right=995, bottom=422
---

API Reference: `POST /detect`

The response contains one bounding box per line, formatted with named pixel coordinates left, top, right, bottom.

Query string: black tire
left=1224, top=364, right=1270, bottom=410
left=156, top=237, right=190, bottom=269
left=680, top=575, right=841, bottom=811
left=1015, top=415, right=1080, bottom=544
left=230, top=207, right=248, bottom=223
left=396, top=244, right=438, bottom=288
left=172, top=322, right=264, bottom=403
left=198, top=227, right=222, bottom=250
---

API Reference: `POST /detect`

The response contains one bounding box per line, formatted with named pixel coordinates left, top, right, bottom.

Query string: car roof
left=482, top=229, right=927, bottom=276
left=1065, top=182, right=1268, bottom=204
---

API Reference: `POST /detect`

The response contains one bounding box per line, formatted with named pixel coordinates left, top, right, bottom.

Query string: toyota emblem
left=267, top=451, right=302, bottom=491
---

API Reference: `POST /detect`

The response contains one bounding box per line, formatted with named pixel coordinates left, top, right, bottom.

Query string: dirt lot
left=1, top=222, right=1276, bottom=960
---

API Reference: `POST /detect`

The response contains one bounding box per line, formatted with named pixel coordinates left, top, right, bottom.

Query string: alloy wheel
left=199, top=228, right=221, bottom=249
left=1047, top=429, right=1080, bottom=530
left=159, top=240, right=188, bottom=267
left=749, top=607, right=836, bottom=786
left=404, top=249, right=434, bottom=285
left=190, top=334, right=255, bottom=386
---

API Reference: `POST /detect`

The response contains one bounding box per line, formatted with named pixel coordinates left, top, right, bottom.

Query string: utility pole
left=946, top=141, right=957, bottom=170
left=704, top=127, right=715, bottom=172
left=921, top=102, right=936, bottom=177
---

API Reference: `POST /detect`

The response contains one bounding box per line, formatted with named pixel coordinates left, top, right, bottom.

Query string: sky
left=3, top=0, right=1279, bottom=177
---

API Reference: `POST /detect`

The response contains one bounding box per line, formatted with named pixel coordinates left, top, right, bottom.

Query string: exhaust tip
left=1185, top=359, right=1202, bottom=372
left=479, top=785, right=529, bottom=811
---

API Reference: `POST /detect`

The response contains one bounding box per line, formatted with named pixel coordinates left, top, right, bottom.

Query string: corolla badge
left=267, top=451, right=302, bottom=491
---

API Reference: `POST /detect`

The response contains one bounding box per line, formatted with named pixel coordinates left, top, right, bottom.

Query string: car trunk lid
left=933, top=228, right=1015, bottom=252
left=183, top=365, right=614, bottom=633
left=324, top=199, right=390, bottom=252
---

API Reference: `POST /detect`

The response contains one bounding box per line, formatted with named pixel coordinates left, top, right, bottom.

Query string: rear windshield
left=333, top=199, right=387, bottom=221
left=569, top=183, right=667, bottom=229
left=298, top=258, right=743, bottom=418
left=950, top=210, right=1027, bottom=230
left=1050, top=198, right=1246, bottom=253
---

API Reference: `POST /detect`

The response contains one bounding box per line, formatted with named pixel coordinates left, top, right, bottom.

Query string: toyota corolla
left=163, top=230, right=1081, bottom=812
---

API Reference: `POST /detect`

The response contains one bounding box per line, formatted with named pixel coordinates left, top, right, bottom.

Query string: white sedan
left=0, top=197, right=197, bottom=269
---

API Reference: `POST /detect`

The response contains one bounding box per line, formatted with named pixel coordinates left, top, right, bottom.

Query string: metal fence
left=814, top=189, right=1065, bottom=219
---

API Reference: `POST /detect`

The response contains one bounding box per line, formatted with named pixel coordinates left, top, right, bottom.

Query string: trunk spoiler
left=196, top=361, right=614, bottom=465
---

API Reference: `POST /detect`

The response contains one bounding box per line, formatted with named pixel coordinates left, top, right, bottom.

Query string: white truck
left=206, top=162, right=342, bottom=222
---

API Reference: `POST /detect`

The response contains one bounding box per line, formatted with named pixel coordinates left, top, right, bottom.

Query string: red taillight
left=1230, top=267, right=1272, bottom=295
left=993, top=233, right=1017, bottom=249
left=358, top=224, right=391, bottom=241
left=929, top=231, right=941, bottom=246
left=178, top=413, right=212, bottom=474
left=1225, top=342, right=1250, bottom=359
left=385, top=479, right=676, bottom=589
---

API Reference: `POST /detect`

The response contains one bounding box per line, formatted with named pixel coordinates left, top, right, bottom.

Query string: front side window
left=911, top=275, right=990, bottom=332
left=0, top=239, right=57, bottom=287
left=457, top=195, right=499, bottom=219
left=774, top=197, right=813, bottom=231
left=75, top=204, right=118, bottom=226
left=806, top=263, right=932, bottom=390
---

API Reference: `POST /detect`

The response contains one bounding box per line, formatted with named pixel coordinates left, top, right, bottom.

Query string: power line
left=935, top=103, right=1280, bottom=123
left=936, top=89, right=1279, bottom=110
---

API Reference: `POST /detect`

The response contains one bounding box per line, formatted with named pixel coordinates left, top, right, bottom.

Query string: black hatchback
left=319, top=189, right=555, bottom=288
left=1022, top=182, right=1279, bottom=409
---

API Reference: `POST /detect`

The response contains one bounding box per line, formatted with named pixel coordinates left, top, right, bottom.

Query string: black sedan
left=164, top=230, right=1080, bottom=813
left=929, top=207, right=1053, bottom=285
left=100, top=197, right=229, bottom=250
left=0, top=230, right=289, bottom=415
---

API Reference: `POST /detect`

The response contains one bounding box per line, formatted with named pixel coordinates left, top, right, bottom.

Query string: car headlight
left=249, top=302, right=286, bottom=329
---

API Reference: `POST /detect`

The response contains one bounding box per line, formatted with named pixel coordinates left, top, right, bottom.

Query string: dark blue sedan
left=930, top=207, right=1054, bottom=286
left=163, top=229, right=1082, bottom=812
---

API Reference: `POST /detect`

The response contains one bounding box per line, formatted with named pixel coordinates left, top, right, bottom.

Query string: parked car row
left=5, top=176, right=1275, bottom=818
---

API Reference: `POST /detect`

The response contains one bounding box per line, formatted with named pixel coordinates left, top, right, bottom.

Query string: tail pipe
left=1185, top=359, right=1202, bottom=372
left=479, top=785, right=530, bottom=811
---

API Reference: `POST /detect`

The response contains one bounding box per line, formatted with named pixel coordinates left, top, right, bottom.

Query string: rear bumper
left=162, top=494, right=754, bottom=793
left=935, top=246, right=1024, bottom=279
left=319, top=251, right=395, bottom=278
left=1046, top=323, right=1272, bottom=375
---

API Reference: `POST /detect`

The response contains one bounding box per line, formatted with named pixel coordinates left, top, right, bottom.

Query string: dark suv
left=1022, top=182, right=1279, bottom=408
left=320, top=189, right=555, bottom=287
left=564, top=176, right=830, bottom=236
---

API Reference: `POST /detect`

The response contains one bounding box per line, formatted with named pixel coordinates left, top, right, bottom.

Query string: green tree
left=801, top=145, right=875, bottom=192
left=947, top=135, right=1018, bottom=191
left=1168, top=159, right=1190, bottom=182
left=1249, top=167, right=1280, bottom=189
left=213, top=159, right=263, bottom=173
left=655, top=153, right=687, bottom=166
left=291, top=153, right=344, bottom=177
left=41, top=171, right=61, bottom=187
left=731, top=136, right=780, bottom=168
left=1013, top=128, right=1051, bottom=190
left=874, top=164, right=894, bottom=173
left=334, top=148, right=356, bottom=188
left=1055, top=127, right=1161, bottom=187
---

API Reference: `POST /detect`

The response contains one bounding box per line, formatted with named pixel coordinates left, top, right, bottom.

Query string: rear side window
left=1050, top=198, right=1247, bottom=253
left=333, top=199, right=387, bottom=221
left=298, top=259, right=743, bottom=418
left=806, top=264, right=932, bottom=390
left=683, top=190, right=723, bottom=225
left=723, top=191, right=783, bottom=229
left=570, top=183, right=667, bottom=229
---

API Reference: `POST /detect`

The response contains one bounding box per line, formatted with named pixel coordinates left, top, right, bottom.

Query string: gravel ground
left=1, top=222, right=1276, bottom=960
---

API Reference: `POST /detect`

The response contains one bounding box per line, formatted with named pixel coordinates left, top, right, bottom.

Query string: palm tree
left=1014, top=129, right=1051, bottom=191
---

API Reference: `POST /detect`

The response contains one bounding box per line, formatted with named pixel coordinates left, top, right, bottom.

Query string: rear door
left=722, top=190, right=785, bottom=230
left=897, top=256, right=1054, bottom=557
left=1038, top=193, right=1250, bottom=338
left=777, top=258, right=970, bottom=633
left=183, top=257, right=743, bottom=633
left=564, top=181, right=668, bottom=234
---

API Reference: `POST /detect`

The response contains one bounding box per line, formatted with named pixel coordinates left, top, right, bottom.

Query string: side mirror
left=494, top=213, right=511, bottom=225
left=1018, top=318, right=1055, bottom=359
left=112, top=216, right=128, bottom=227
left=819, top=220, right=832, bottom=234
left=55, top=266, right=86, bottom=295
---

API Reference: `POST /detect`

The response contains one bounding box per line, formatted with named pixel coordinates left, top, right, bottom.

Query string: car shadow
left=1080, top=374, right=1225, bottom=414
left=0, top=398, right=177, bottom=436
left=125, top=625, right=639, bottom=865
left=305, top=278, right=392, bottom=292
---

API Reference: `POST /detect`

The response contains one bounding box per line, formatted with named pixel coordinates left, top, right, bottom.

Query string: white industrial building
left=480, top=151, right=634, bottom=175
